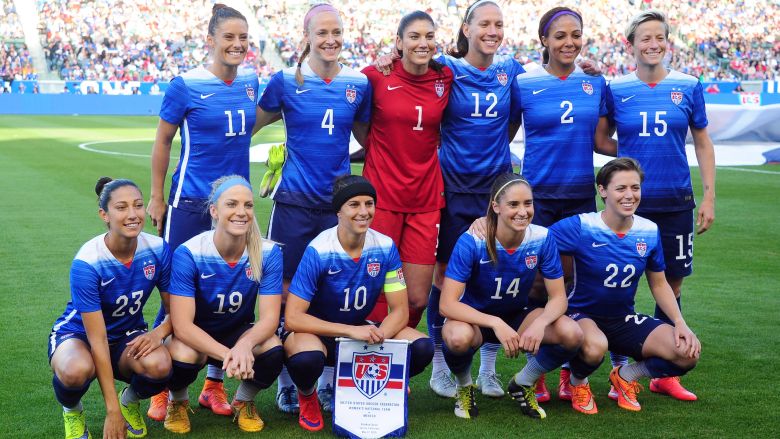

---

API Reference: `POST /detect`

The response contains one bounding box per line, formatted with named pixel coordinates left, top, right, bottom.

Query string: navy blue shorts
left=532, top=197, right=596, bottom=227
left=569, top=312, right=664, bottom=360
left=48, top=328, right=147, bottom=383
left=437, top=192, right=489, bottom=263
left=281, top=320, right=378, bottom=367
left=639, top=209, right=694, bottom=279
left=164, top=198, right=211, bottom=252
left=205, top=322, right=254, bottom=368
left=478, top=307, right=534, bottom=346
left=268, top=202, right=337, bottom=279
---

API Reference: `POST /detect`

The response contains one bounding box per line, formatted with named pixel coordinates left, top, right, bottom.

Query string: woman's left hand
left=125, top=332, right=163, bottom=360
left=223, top=340, right=256, bottom=380
left=578, top=59, right=603, bottom=76
left=518, top=320, right=546, bottom=355
left=674, top=322, right=701, bottom=359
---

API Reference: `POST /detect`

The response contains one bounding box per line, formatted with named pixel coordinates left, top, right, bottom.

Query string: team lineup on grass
left=43, top=2, right=725, bottom=438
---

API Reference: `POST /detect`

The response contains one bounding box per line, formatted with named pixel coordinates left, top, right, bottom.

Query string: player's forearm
left=82, top=316, right=121, bottom=415
left=693, top=128, right=716, bottom=201
left=174, top=320, right=229, bottom=361
left=440, top=299, right=495, bottom=329
left=285, top=311, right=354, bottom=338
left=150, top=143, right=170, bottom=201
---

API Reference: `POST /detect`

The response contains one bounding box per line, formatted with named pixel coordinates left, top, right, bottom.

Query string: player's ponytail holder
left=332, top=177, right=377, bottom=212
left=211, top=176, right=252, bottom=204
left=493, top=177, right=528, bottom=202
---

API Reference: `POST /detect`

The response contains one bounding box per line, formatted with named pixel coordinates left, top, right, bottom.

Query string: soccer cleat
left=276, top=385, right=300, bottom=413
left=63, top=410, right=91, bottom=439
left=609, top=367, right=643, bottom=412
left=507, top=380, right=547, bottom=419
left=535, top=374, right=550, bottom=403
left=570, top=383, right=598, bottom=415
left=318, top=383, right=334, bottom=413
left=164, top=400, right=192, bottom=434
left=119, top=388, right=147, bottom=438
left=232, top=400, right=264, bottom=432
left=608, top=385, right=619, bottom=401
left=454, top=385, right=478, bottom=419
left=650, top=377, right=698, bottom=401
left=558, top=369, right=573, bottom=401
left=430, top=369, right=457, bottom=398
left=298, top=391, right=324, bottom=431
left=198, top=379, right=232, bottom=416
left=476, top=371, right=505, bottom=398
left=147, top=389, right=169, bottom=422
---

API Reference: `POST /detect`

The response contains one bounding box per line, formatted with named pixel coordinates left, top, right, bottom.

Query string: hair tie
left=211, top=177, right=252, bottom=204
left=493, top=177, right=527, bottom=202
left=465, top=0, right=496, bottom=22
left=303, top=4, right=340, bottom=30
left=542, top=11, right=580, bottom=36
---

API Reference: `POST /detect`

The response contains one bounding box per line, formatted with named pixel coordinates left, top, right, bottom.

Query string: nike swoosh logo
left=201, top=273, right=216, bottom=279
left=300, top=415, right=322, bottom=428
left=295, top=89, right=311, bottom=94
left=101, top=277, right=115, bottom=286
left=578, top=395, right=595, bottom=411
left=455, top=75, right=468, bottom=80
left=532, top=88, right=547, bottom=95
left=200, top=93, right=215, bottom=99
left=479, top=259, right=491, bottom=264
left=387, top=85, right=403, bottom=91
left=328, top=268, right=342, bottom=275
left=592, top=243, right=608, bottom=248
left=621, top=95, right=636, bottom=102
left=684, top=261, right=693, bottom=268
left=620, top=388, right=640, bottom=407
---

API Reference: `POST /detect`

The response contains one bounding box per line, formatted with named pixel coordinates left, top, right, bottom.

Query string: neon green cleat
left=119, top=388, right=147, bottom=438
left=63, top=410, right=91, bottom=439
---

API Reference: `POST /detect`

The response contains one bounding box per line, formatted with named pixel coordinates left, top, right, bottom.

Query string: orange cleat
left=608, top=367, right=643, bottom=412
left=232, top=400, right=264, bottom=432
left=570, top=382, right=598, bottom=415
left=199, top=380, right=232, bottom=416
left=650, top=377, right=697, bottom=401
left=147, top=389, right=169, bottom=422
left=298, top=391, right=324, bottom=431
left=535, top=374, right=550, bottom=403
left=558, top=369, right=572, bottom=401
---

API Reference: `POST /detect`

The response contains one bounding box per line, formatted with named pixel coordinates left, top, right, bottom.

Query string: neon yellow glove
left=259, top=143, right=286, bottom=198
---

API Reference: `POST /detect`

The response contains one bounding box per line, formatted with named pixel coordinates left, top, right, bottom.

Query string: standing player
left=282, top=175, right=433, bottom=432
left=549, top=158, right=701, bottom=414
left=146, top=4, right=258, bottom=419
left=255, top=3, right=372, bottom=413
left=606, top=10, right=715, bottom=400
left=359, top=9, right=453, bottom=348
left=49, top=178, right=172, bottom=439
left=439, top=174, right=582, bottom=420
left=163, top=176, right=284, bottom=434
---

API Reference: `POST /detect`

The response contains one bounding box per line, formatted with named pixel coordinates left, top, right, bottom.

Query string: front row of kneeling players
left=49, top=159, right=700, bottom=438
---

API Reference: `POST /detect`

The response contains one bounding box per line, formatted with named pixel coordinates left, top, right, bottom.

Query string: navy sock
left=286, top=350, right=325, bottom=393
left=569, top=354, right=604, bottom=380
left=442, top=342, right=475, bottom=376
left=610, top=352, right=630, bottom=367
left=250, top=346, right=284, bottom=389
left=168, top=360, right=201, bottom=392
left=655, top=296, right=682, bottom=325
left=152, top=305, right=166, bottom=329
left=535, top=344, right=578, bottom=371
left=52, top=374, right=93, bottom=408
left=644, top=357, right=693, bottom=378
left=130, top=371, right=172, bottom=399
left=426, top=286, right=445, bottom=338
left=409, top=338, right=434, bottom=377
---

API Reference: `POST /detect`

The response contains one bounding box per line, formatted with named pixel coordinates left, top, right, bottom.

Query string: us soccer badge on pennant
left=334, top=338, right=410, bottom=438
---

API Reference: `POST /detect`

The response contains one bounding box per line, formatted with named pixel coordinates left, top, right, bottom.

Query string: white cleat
left=476, top=372, right=505, bottom=398
left=429, top=370, right=457, bottom=398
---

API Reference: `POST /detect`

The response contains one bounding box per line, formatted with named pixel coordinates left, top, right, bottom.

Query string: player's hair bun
left=95, top=176, right=114, bottom=197
left=212, top=3, right=228, bottom=14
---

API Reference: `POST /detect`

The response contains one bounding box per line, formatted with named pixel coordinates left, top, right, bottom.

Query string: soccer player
left=282, top=175, right=433, bottom=432
left=163, top=176, right=284, bottom=434
left=359, top=10, right=453, bottom=351
left=256, top=3, right=372, bottom=413
left=510, top=6, right=616, bottom=403
left=606, top=10, right=715, bottom=400
left=440, top=174, right=582, bottom=420
left=146, top=4, right=259, bottom=418
left=49, top=177, right=172, bottom=439
left=549, top=158, right=701, bottom=413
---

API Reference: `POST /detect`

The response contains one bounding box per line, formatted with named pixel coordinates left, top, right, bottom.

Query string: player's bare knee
left=443, top=331, right=472, bottom=353
left=581, top=337, right=607, bottom=364
left=408, top=294, right=428, bottom=311
left=139, top=352, right=172, bottom=380
left=57, top=359, right=94, bottom=387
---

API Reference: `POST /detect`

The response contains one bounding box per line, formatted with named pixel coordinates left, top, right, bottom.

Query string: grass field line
left=78, top=138, right=156, bottom=158
left=716, top=166, right=780, bottom=175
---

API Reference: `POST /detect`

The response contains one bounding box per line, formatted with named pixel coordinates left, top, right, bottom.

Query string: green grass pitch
left=0, top=115, right=778, bottom=438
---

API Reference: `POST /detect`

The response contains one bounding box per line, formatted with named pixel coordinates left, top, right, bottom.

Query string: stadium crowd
left=1, top=0, right=778, bottom=85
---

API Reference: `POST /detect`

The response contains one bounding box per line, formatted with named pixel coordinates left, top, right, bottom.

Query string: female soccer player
left=255, top=3, right=372, bottom=413
left=440, top=174, right=582, bottom=420
left=606, top=10, right=715, bottom=400
left=359, top=9, right=452, bottom=357
left=163, top=176, right=284, bottom=434
left=146, top=4, right=258, bottom=418
left=283, top=175, right=433, bottom=432
left=49, top=177, right=172, bottom=439
left=549, top=158, right=701, bottom=414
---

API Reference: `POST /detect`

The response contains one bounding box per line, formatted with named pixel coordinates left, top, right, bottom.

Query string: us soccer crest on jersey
left=582, top=81, right=594, bottom=95
left=334, top=338, right=410, bottom=438
left=671, top=90, right=683, bottom=105
left=346, top=85, right=357, bottom=103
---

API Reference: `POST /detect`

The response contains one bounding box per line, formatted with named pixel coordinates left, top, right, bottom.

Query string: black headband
left=332, top=181, right=377, bottom=211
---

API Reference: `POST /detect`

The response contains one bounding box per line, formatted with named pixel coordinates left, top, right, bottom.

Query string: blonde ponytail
left=295, top=43, right=311, bottom=86
left=246, top=215, right=264, bottom=283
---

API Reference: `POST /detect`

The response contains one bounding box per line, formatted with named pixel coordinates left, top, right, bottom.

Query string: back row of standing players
left=50, top=1, right=715, bottom=437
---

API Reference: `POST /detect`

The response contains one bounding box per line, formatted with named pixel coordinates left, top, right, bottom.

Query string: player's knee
left=57, top=359, right=95, bottom=387
left=250, top=345, right=284, bottom=389
left=138, top=352, right=172, bottom=380
left=408, top=295, right=428, bottom=312
left=443, top=330, right=472, bottom=353
left=673, top=352, right=698, bottom=371
left=409, top=337, right=434, bottom=377
left=558, top=320, right=584, bottom=350
left=581, top=336, right=608, bottom=364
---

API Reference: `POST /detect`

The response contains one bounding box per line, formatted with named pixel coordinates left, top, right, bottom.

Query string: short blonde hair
left=625, top=10, right=669, bottom=44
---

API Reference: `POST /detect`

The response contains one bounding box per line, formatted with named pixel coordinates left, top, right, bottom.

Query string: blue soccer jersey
left=289, top=227, right=403, bottom=325
left=52, top=232, right=171, bottom=342
left=159, top=66, right=259, bottom=208
left=169, top=231, right=282, bottom=335
left=438, top=55, right=524, bottom=194
left=259, top=64, right=372, bottom=208
left=511, top=65, right=607, bottom=199
left=445, top=226, right=563, bottom=318
left=607, top=70, right=708, bottom=213
left=550, top=212, right=666, bottom=318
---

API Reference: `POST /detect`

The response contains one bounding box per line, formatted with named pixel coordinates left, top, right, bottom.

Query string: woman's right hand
left=376, top=52, right=399, bottom=76
left=350, top=325, right=385, bottom=344
left=147, top=196, right=166, bottom=236
left=468, top=216, right=488, bottom=240
left=103, top=409, right=127, bottom=439
left=492, top=319, right=521, bottom=358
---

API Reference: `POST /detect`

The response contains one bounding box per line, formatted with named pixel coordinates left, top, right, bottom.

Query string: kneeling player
left=283, top=176, right=433, bottom=432
left=439, top=174, right=583, bottom=420
left=549, top=158, right=701, bottom=414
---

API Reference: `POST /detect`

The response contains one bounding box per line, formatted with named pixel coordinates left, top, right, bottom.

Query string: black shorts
left=48, top=327, right=147, bottom=383
left=639, top=209, right=694, bottom=279
left=569, top=311, right=665, bottom=360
